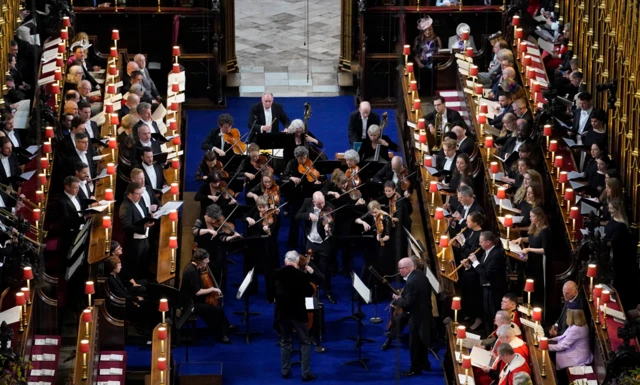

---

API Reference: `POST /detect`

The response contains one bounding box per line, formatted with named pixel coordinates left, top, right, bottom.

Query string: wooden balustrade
left=73, top=304, right=100, bottom=385
left=150, top=322, right=172, bottom=385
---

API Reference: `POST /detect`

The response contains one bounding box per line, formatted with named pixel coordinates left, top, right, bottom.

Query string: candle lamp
left=406, top=62, right=414, bottom=82
left=81, top=339, right=89, bottom=380
left=109, top=65, right=117, bottom=77
left=107, top=84, right=116, bottom=95
left=484, top=136, right=493, bottom=159
left=451, top=297, right=462, bottom=330
left=403, top=45, right=411, bottom=73
left=409, top=80, right=417, bottom=99
left=173, top=135, right=182, bottom=152
left=586, top=264, right=597, bottom=301
left=600, top=290, right=610, bottom=330
left=159, top=298, right=169, bottom=324
left=539, top=337, right=549, bottom=377
left=465, top=46, right=473, bottom=61
left=424, top=155, right=432, bottom=168
left=23, top=267, right=33, bottom=295
left=532, top=307, right=542, bottom=345
left=63, top=16, right=71, bottom=27
left=36, top=190, right=44, bottom=209
left=418, top=130, right=428, bottom=158
left=171, top=102, right=180, bottom=112
left=549, top=140, right=558, bottom=171
left=417, top=118, right=425, bottom=131
left=413, top=99, right=421, bottom=121
left=169, top=209, right=179, bottom=234
left=158, top=326, right=168, bottom=357
left=85, top=281, right=95, bottom=307
left=434, top=208, right=444, bottom=237
left=54, top=69, right=62, bottom=81
left=173, top=63, right=180, bottom=74
left=512, top=16, right=520, bottom=46
left=171, top=183, right=179, bottom=201
left=105, top=189, right=114, bottom=216
left=110, top=47, right=117, bottom=59
left=103, top=216, right=112, bottom=254
left=470, top=66, right=479, bottom=89
left=543, top=125, right=552, bottom=158
left=478, top=113, right=487, bottom=137
left=497, top=187, right=506, bottom=215
left=16, top=293, right=25, bottom=332
left=33, top=209, right=41, bottom=231
left=504, top=215, right=513, bottom=250
left=157, top=357, right=167, bottom=384
left=515, top=28, right=523, bottom=50
left=532, top=82, right=541, bottom=104
left=524, top=279, right=534, bottom=314
left=20, top=288, right=29, bottom=326
left=45, top=126, right=54, bottom=143
left=105, top=103, right=114, bottom=114
left=564, top=188, right=574, bottom=221
left=462, top=355, right=472, bottom=385
left=457, top=325, right=466, bottom=361
left=82, top=308, right=92, bottom=338
left=439, top=235, right=449, bottom=271
left=489, top=162, right=499, bottom=191
left=558, top=171, right=567, bottom=193
left=428, top=181, right=438, bottom=215
left=554, top=156, right=563, bottom=178
left=593, top=285, right=603, bottom=323
left=570, top=207, right=579, bottom=242
left=169, top=236, right=178, bottom=274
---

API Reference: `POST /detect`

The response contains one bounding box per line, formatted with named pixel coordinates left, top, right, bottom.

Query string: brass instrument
left=0, top=183, right=38, bottom=209
left=432, top=111, right=443, bottom=151
left=0, top=209, right=44, bottom=236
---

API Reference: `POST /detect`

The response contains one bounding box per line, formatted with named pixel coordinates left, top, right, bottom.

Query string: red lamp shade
left=539, top=337, right=549, bottom=350
left=56, top=56, right=64, bottom=67
left=485, top=136, right=494, bottom=148
left=58, top=43, right=65, bottom=54
left=15, top=292, right=26, bottom=306
left=413, top=99, right=421, bottom=111
left=82, top=308, right=93, bottom=323
left=110, top=47, right=117, bottom=58
left=549, top=140, right=558, bottom=152
left=475, top=85, right=483, bottom=95
left=158, top=327, right=167, bottom=340
left=102, top=216, right=112, bottom=229
left=515, top=28, right=523, bottom=39
left=587, top=264, right=597, bottom=278
left=527, top=68, right=535, bottom=80
left=21, top=287, right=30, bottom=301
left=51, top=83, right=60, bottom=95
left=559, top=171, right=568, bottom=184
left=497, top=187, right=507, bottom=200
left=504, top=215, right=513, bottom=227
left=33, top=209, right=41, bottom=222
left=173, top=136, right=182, bottom=146
left=172, top=82, right=180, bottom=93
left=490, top=162, right=499, bottom=174
left=104, top=189, right=114, bottom=201
left=461, top=31, right=470, bottom=41
left=439, top=235, right=449, bottom=248
left=157, top=357, right=167, bottom=371
left=109, top=65, right=117, bottom=76
left=169, top=119, right=178, bottom=131
left=419, top=131, right=427, bottom=144
left=158, top=298, right=169, bottom=312
left=80, top=340, right=90, bottom=353
left=110, top=114, right=119, bottom=125
left=434, top=208, right=444, bottom=220
left=406, top=62, right=414, bottom=73
left=520, top=41, right=528, bottom=54
left=600, top=290, right=610, bottom=303
left=105, top=103, right=114, bottom=113
left=462, top=356, right=472, bottom=369
left=532, top=307, right=542, bottom=321
left=39, top=173, right=47, bottom=186
left=465, top=47, right=474, bottom=58
left=417, top=118, right=425, bottom=129
left=569, top=206, right=580, bottom=219
left=23, top=266, right=33, bottom=280
left=172, top=46, right=181, bottom=57
left=61, top=29, right=69, bottom=40
left=512, top=15, right=520, bottom=26
left=43, top=142, right=52, bottom=154
left=171, top=102, right=179, bottom=111
left=532, top=82, right=541, bottom=92
left=593, top=284, right=603, bottom=299
left=403, top=45, right=411, bottom=55
left=562, top=190, right=574, bottom=205
left=173, top=63, right=180, bottom=74
left=451, top=296, right=462, bottom=310
left=107, top=84, right=116, bottom=95
left=62, top=16, right=71, bottom=27
left=478, top=113, right=487, bottom=124
left=523, top=55, right=532, bottom=67
left=409, top=81, right=418, bottom=92
left=171, top=158, right=180, bottom=170
left=170, top=183, right=179, bottom=195
left=108, top=137, right=117, bottom=149
left=470, top=65, right=479, bottom=77
left=480, top=103, right=488, bottom=114
left=524, top=279, right=534, bottom=292
left=41, top=157, right=50, bottom=169
left=429, top=181, right=438, bottom=193
left=457, top=326, right=467, bottom=339
left=106, top=163, right=116, bottom=175
left=168, top=236, right=178, bottom=249
left=112, top=30, right=120, bottom=41
left=85, top=281, right=95, bottom=295
left=54, top=69, right=62, bottom=81
left=45, top=126, right=55, bottom=138
left=36, top=191, right=44, bottom=202
left=424, top=156, right=432, bottom=167
left=543, top=125, right=552, bottom=136
left=169, top=210, right=178, bottom=222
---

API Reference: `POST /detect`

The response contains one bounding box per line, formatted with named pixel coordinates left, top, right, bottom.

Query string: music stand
left=234, top=267, right=261, bottom=344
left=255, top=132, right=290, bottom=173
left=341, top=272, right=372, bottom=371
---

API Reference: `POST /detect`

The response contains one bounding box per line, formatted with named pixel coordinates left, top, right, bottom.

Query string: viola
left=212, top=216, right=236, bottom=235
left=259, top=211, right=275, bottom=236
left=200, top=264, right=222, bottom=306
left=213, top=181, right=236, bottom=201
left=396, top=168, right=411, bottom=191
left=297, top=158, right=321, bottom=183
left=375, top=213, right=386, bottom=246
left=389, top=193, right=400, bottom=227
left=345, top=166, right=361, bottom=187
left=265, top=185, right=280, bottom=206
left=222, top=128, right=247, bottom=155
left=320, top=207, right=334, bottom=237
left=251, top=154, right=274, bottom=174
left=212, top=160, right=229, bottom=179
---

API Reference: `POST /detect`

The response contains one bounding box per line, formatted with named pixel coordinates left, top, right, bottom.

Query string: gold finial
left=568, top=41, right=573, bottom=49
left=578, top=1, right=584, bottom=10
left=629, top=74, right=636, bottom=83
left=587, top=28, right=593, bottom=36
left=583, top=16, right=589, bottom=24
left=602, top=69, right=608, bottom=78
left=592, top=43, right=599, bottom=52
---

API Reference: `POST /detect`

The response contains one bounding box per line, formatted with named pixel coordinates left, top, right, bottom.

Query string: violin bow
left=223, top=131, right=250, bottom=155
left=217, top=166, right=244, bottom=199
left=338, top=183, right=366, bottom=198
left=247, top=202, right=288, bottom=227
left=281, top=149, right=326, bottom=186
left=368, top=266, right=401, bottom=295
left=319, top=203, right=350, bottom=218
left=346, top=162, right=371, bottom=183
left=212, top=205, right=240, bottom=239
left=397, top=169, right=419, bottom=185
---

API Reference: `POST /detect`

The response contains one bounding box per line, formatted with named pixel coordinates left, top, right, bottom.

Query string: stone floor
left=235, top=0, right=341, bottom=96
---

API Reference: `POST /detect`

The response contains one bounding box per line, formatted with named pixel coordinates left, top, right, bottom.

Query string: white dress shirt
left=578, top=108, right=592, bottom=134
left=444, top=155, right=455, bottom=171
left=513, top=139, right=524, bottom=152
left=0, top=155, right=11, bottom=178
left=6, top=131, right=19, bottom=148
left=472, top=245, right=495, bottom=272
left=219, top=132, right=225, bottom=152
left=361, top=116, right=368, bottom=139
left=141, top=119, right=158, bottom=134
left=142, top=162, right=157, bottom=189
left=133, top=201, right=149, bottom=239
left=461, top=203, right=472, bottom=220
left=76, top=150, right=91, bottom=179
left=264, top=108, right=272, bottom=129
left=307, top=206, right=323, bottom=244
left=79, top=180, right=90, bottom=198
left=64, top=191, right=82, bottom=217
left=141, top=188, right=151, bottom=209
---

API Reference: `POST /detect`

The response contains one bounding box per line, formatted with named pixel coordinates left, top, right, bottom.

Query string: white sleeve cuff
left=472, top=260, right=480, bottom=268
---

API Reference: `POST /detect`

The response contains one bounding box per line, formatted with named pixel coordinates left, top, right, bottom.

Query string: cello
left=298, top=249, right=318, bottom=329
left=192, top=241, right=223, bottom=306
left=368, top=266, right=402, bottom=333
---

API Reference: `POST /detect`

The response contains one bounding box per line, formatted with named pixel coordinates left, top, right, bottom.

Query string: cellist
left=180, top=248, right=232, bottom=344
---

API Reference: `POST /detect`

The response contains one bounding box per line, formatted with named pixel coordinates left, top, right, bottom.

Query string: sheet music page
left=537, top=37, right=555, bottom=54
left=237, top=268, right=255, bottom=299
left=352, top=272, right=371, bottom=303
left=470, top=346, right=492, bottom=368
left=152, top=103, right=167, bottom=121
left=0, top=306, right=21, bottom=325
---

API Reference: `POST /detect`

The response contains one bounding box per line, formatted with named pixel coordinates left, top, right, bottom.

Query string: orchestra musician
left=274, top=250, right=317, bottom=381
left=321, top=169, right=365, bottom=207
left=285, top=119, right=324, bottom=161
left=201, top=113, right=236, bottom=158
left=391, top=257, right=433, bottom=376
left=514, top=182, right=544, bottom=227
left=424, top=96, right=467, bottom=136
left=195, top=151, right=220, bottom=182
left=355, top=200, right=393, bottom=280
left=297, top=251, right=327, bottom=351
left=194, top=171, right=238, bottom=217
left=247, top=92, right=291, bottom=143
left=373, top=156, right=413, bottom=199
left=358, top=124, right=397, bottom=163
left=295, top=191, right=337, bottom=304
left=347, top=101, right=381, bottom=147
left=375, top=181, right=411, bottom=260
left=246, top=171, right=279, bottom=205
left=448, top=185, right=484, bottom=237
left=180, top=248, right=232, bottom=344
left=238, top=143, right=272, bottom=192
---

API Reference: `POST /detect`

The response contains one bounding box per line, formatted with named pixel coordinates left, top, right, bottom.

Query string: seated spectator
left=4, top=75, right=25, bottom=109
left=65, top=90, right=80, bottom=104
left=513, top=372, right=533, bottom=385
left=479, top=47, right=513, bottom=86
left=65, top=65, right=84, bottom=91
left=134, top=53, right=160, bottom=99
left=64, top=101, right=79, bottom=116
left=7, top=53, right=30, bottom=93
left=548, top=305, right=592, bottom=382
left=447, top=23, right=477, bottom=52
left=119, top=93, right=140, bottom=121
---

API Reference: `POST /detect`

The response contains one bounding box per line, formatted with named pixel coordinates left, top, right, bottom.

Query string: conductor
left=247, top=92, right=291, bottom=143
left=392, top=257, right=433, bottom=376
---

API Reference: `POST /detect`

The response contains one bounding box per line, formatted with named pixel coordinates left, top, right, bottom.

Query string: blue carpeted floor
left=126, top=97, right=445, bottom=384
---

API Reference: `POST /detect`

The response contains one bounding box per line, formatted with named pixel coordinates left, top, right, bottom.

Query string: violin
left=320, top=207, right=334, bottom=237
left=375, top=212, right=386, bottom=246
left=389, top=193, right=400, bottom=227
left=345, top=166, right=361, bottom=187
left=212, top=160, right=229, bottom=179
left=212, top=215, right=236, bottom=235
left=265, top=185, right=280, bottom=206
left=213, top=181, right=237, bottom=201
left=251, top=154, right=274, bottom=174
left=259, top=211, right=275, bottom=236
left=396, top=168, right=411, bottom=192
left=297, top=158, right=321, bottom=183
left=222, top=128, right=247, bottom=155
left=298, top=249, right=318, bottom=329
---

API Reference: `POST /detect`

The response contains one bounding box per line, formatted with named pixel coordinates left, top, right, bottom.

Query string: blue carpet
left=125, top=97, right=445, bottom=384
left=184, top=96, right=399, bottom=192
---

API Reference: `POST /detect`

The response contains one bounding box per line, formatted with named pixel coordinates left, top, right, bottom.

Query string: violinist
left=284, top=119, right=324, bottom=162
left=201, top=113, right=236, bottom=157
left=295, top=192, right=337, bottom=304
left=283, top=146, right=322, bottom=188
left=194, top=171, right=238, bottom=217
left=355, top=200, right=394, bottom=280
left=195, top=151, right=223, bottom=182
left=373, top=156, right=413, bottom=199
left=192, top=204, right=242, bottom=291
left=244, top=196, right=280, bottom=301
left=240, top=143, right=273, bottom=193
left=377, top=181, right=411, bottom=228
left=321, top=169, right=365, bottom=207
left=357, top=124, right=397, bottom=163
left=343, top=150, right=362, bottom=187
left=246, top=171, right=280, bottom=206
left=180, top=248, right=232, bottom=344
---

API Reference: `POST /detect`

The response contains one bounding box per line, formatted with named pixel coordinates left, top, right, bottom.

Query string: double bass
left=298, top=249, right=318, bottom=329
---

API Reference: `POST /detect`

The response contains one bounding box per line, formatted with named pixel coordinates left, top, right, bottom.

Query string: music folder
left=314, top=160, right=343, bottom=176
left=255, top=132, right=289, bottom=151
left=153, top=151, right=170, bottom=164
left=134, top=216, right=161, bottom=227
left=152, top=132, right=169, bottom=143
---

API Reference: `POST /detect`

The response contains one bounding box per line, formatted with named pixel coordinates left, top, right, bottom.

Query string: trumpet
left=447, top=247, right=481, bottom=277
left=0, top=209, right=43, bottom=235
left=0, top=183, right=38, bottom=209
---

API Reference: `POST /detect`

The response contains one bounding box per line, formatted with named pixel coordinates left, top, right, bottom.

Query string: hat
left=456, top=23, right=471, bottom=38
left=70, top=39, right=92, bottom=50
left=417, top=16, right=433, bottom=31
left=567, top=300, right=582, bottom=310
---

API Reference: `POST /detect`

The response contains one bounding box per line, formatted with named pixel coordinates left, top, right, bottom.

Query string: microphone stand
left=369, top=283, right=382, bottom=324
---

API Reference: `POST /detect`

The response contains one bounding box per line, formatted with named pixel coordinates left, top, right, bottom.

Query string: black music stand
left=314, top=160, right=343, bottom=177
left=233, top=267, right=261, bottom=344
left=341, top=272, right=372, bottom=371
left=255, top=133, right=290, bottom=173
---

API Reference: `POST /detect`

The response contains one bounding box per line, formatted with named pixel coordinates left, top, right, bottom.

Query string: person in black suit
left=74, top=162, right=95, bottom=201
left=134, top=54, right=160, bottom=99
left=452, top=126, right=475, bottom=156
left=247, top=92, right=291, bottom=143
left=372, top=156, right=414, bottom=199
left=65, top=133, right=97, bottom=181
left=134, top=125, right=162, bottom=163
left=119, top=94, right=140, bottom=122
left=133, top=102, right=161, bottom=139
left=392, top=257, right=433, bottom=376
left=119, top=182, right=156, bottom=279
left=131, top=168, right=161, bottom=214
left=434, top=138, right=459, bottom=182
left=130, top=71, right=159, bottom=106
left=78, top=101, right=102, bottom=141
left=347, top=101, right=381, bottom=147
left=498, top=122, right=532, bottom=171
left=424, top=96, right=468, bottom=137
left=58, top=176, right=89, bottom=256
left=2, top=113, right=22, bottom=150
left=295, top=191, right=337, bottom=304
left=201, top=113, right=235, bottom=158
left=136, top=146, right=167, bottom=192
left=488, top=92, right=514, bottom=129
left=549, top=281, right=589, bottom=337
left=568, top=92, right=594, bottom=139
left=462, top=231, right=506, bottom=336
left=274, top=250, right=317, bottom=381
left=0, top=137, right=21, bottom=189
left=512, top=98, right=533, bottom=126
left=449, top=185, right=484, bottom=237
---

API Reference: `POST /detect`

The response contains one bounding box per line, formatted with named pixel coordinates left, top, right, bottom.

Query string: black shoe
left=384, top=331, right=391, bottom=337
left=314, top=345, right=327, bottom=353
left=282, top=371, right=291, bottom=379
left=326, top=293, right=337, bottom=304
left=421, top=364, right=432, bottom=372
left=228, top=324, right=237, bottom=332
left=302, top=374, right=318, bottom=382
left=218, top=335, right=232, bottom=344
left=381, top=338, right=392, bottom=351
left=401, top=370, right=421, bottom=377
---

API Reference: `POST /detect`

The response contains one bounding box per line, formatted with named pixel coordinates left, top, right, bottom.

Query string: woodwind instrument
left=448, top=247, right=481, bottom=276
left=451, top=227, right=468, bottom=247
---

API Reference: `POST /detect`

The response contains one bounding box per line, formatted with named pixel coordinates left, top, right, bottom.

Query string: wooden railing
left=73, top=304, right=100, bottom=385
left=150, top=322, right=172, bottom=385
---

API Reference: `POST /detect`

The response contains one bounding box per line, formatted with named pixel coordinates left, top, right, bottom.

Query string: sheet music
left=599, top=305, right=625, bottom=320
left=0, top=306, right=21, bottom=325
left=352, top=272, right=371, bottom=303
left=458, top=374, right=475, bottom=385
left=500, top=238, right=523, bottom=253
left=151, top=103, right=167, bottom=121
left=168, top=71, right=186, bottom=85
left=568, top=171, right=584, bottom=180
left=568, top=366, right=593, bottom=375
left=20, top=170, right=36, bottom=181
left=569, top=180, right=587, bottom=190
left=537, top=37, right=555, bottom=54
left=237, top=268, right=255, bottom=299
left=425, top=266, right=440, bottom=294
left=470, top=346, right=493, bottom=368
left=42, top=61, right=58, bottom=74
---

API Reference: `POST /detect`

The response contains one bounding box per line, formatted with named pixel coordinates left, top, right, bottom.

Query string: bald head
left=127, top=61, right=139, bottom=75
left=398, top=257, right=415, bottom=278
left=312, top=191, right=325, bottom=209
left=127, top=93, right=140, bottom=107
left=78, top=80, right=92, bottom=97
left=452, top=125, right=466, bottom=139
left=503, top=67, right=516, bottom=79
left=391, top=156, right=402, bottom=170
left=562, top=281, right=578, bottom=301
left=359, top=101, right=371, bottom=118
left=495, top=310, right=511, bottom=326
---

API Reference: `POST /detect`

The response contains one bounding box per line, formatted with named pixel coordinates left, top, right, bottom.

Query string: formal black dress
left=455, top=228, right=483, bottom=320
left=525, top=227, right=551, bottom=309
left=180, top=263, right=229, bottom=338
left=587, top=170, right=606, bottom=197
left=605, top=220, right=640, bottom=309
left=357, top=136, right=397, bottom=163
left=243, top=207, right=280, bottom=301
left=359, top=212, right=393, bottom=285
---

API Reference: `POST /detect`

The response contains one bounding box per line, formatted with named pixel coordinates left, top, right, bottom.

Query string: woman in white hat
left=447, top=23, right=477, bottom=52
left=412, top=16, right=442, bottom=96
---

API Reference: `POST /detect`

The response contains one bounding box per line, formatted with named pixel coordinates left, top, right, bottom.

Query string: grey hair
left=286, top=119, right=305, bottom=134
left=293, top=146, right=309, bottom=159
left=458, top=185, right=474, bottom=198
left=495, top=310, right=511, bottom=325
left=367, top=124, right=381, bottom=136
left=496, top=324, right=515, bottom=338
left=284, top=250, right=300, bottom=264
left=343, top=149, right=360, bottom=163
left=69, top=65, right=83, bottom=76
left=136, top=102, right=151, bottom=114
left=497, top=48, right=514, bottom=61
left=263, top=92, right=274, bottom=97
left=497, top=343, right=515, bottom=356
left=513, top=372, right=533, bottom=385
left=131, top=83, right=146, bottom=96
left=206, top=204, right=223, bottom=219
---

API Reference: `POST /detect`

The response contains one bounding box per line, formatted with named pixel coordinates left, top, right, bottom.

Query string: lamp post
left=600, top=290, right=610, bottom=330
left=16, top=293, right=25, bottom=333
left=434, top=208, right=444, bottom=237
left=543, top=125, right=552, bottom=158
left=428, top=181, right=438, bottom=216
left=81, top=340, right=90, bottom=380
left=593, top=285, right=603, bottom=323
left=158, top=327, right=168, bottom=357
left=570, top=207, right=580, bottom=242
